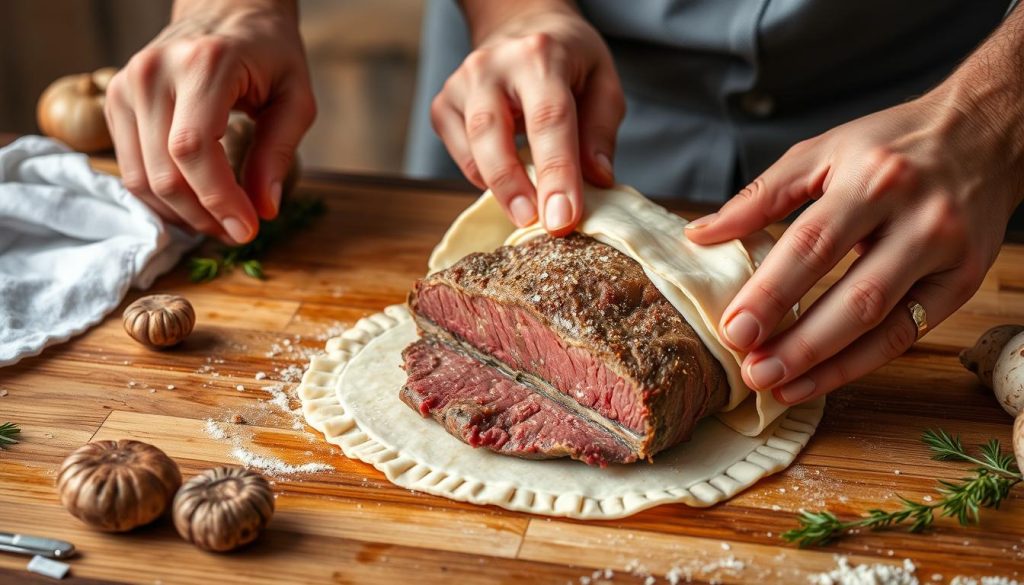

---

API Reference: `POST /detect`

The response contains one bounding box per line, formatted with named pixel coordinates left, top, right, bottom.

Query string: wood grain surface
left=1, top=159, right=1023, bottom=584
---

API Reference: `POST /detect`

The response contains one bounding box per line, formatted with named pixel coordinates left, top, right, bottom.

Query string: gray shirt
left=405, top=0, right=1012, bottom=203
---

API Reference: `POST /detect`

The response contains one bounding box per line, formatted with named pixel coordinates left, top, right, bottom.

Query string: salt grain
left=255, top=372, right=267, bottom=381
left=0, top=389, right=8, bottom=398
left=166, top=385, right=175, bottom=390
left=236, top=384, right=245, bottom=391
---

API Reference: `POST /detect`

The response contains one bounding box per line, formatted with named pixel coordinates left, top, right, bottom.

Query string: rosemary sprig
left=188, top=195, right=325, bottom=282
left=783, top=429, right=1022, bottom=547
left=0, top=422, right=21, bottom=449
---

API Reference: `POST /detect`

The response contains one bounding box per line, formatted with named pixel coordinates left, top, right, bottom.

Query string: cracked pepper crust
left=409, top=233, right=730, bottom=459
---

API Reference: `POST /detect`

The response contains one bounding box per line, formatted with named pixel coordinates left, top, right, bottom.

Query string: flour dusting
left=230, top=446, right=334, bottom=475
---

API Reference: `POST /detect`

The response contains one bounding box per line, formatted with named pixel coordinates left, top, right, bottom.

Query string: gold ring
left=907, top=300, right=928, bottom=339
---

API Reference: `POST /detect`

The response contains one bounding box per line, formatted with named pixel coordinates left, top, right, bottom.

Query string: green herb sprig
left=783, top=429, right=1022, bottom=547
left=188, top=196, right=325, bottom=283
left=0, top=422, right=21, bottom=449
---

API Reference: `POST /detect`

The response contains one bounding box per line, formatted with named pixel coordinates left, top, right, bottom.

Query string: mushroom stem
left=1016, top=413, right=1024, bottom=475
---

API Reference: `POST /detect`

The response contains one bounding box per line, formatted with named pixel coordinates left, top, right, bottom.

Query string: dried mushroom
left=57, top=440, right=182, bottom=532
left=123, top=294, right=195, bottom=348
left=173, top=466, right=275, bottom=552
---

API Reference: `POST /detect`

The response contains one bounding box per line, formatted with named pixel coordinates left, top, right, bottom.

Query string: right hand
left=431, top=1, right=625, bottom=235
left=105, top=0, right=316, bottom=243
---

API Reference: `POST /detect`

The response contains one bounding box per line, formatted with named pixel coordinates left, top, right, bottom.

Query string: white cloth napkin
left=0, top=136, right=200, bottom=367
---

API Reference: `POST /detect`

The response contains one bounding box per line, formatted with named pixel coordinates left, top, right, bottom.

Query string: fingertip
left=541, top=192, right=577, bottom=236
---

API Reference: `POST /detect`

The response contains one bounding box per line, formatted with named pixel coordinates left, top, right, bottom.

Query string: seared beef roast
left=403, top=233, right=729, bottom=465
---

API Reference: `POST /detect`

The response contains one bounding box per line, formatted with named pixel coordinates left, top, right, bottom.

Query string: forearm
left=171, top=0, right=297, bottom=22
left=458, top=0, right=579, bottom=45
left=933, top=4, right=1024, bottom=208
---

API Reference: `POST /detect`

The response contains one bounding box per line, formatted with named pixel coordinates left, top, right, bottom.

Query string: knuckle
left=863, top=148, right=916, bottom=202
left=844, top=278, right=890, bottom=327
left=461, top=50, right=491, bottom=76
left=461, top=157, right=482, bottom=182
left=466, top=110, right=498, bottom=140
left=521, top=32, right=554, bottom=56
left=535, top=155, right=575, bottom=182
left=791, top=334, right=819, bottom=367
left=787, top=221, right=836, bottom=274
left=920, top=198, right=967, bottom=243
left=121, top=172, right=151, bottom=196
left=127, top=50, right=162, bottom=86
left=736, top=177, right=767, bottom=204
left=882, top=319, right=916, bottom=360
left=753, top=279, right=793, bottom=316
left=528, top=100, right=573, bottom=133
left=148, top=172, right=188, bottom=198
left=485, top=163, right=522, bottom=192
left=182, top=36, right=231, bottom=70
left=168, top=128, right=205, bottom=162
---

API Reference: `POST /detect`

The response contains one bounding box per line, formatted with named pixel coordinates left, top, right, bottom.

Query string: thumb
left=684, top=141, right=829, bottom=245
left=243, top=86, right=317, bottom=219
left=577, top=70, right=625, bottom=188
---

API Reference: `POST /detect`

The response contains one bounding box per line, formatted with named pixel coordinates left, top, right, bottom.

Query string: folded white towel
left=0, top=136, right=200, bottom=367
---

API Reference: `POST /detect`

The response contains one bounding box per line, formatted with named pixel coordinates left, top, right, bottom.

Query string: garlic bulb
left=57, top=440, right=182, bottom=532
left=123, top=294, right=196, bottom=348
left=173, top=467, right=275, bottom=552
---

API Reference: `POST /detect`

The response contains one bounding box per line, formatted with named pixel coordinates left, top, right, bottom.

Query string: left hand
left=684, top=86, right=1024, bottom=406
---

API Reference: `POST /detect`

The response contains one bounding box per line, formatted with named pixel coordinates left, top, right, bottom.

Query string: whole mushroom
left=37, top=67, right=118, bottom=153
left=173, top=466, right=275, bottom=552
left=123, top=294, right=196, bottom=348
left=961, top=326, right=1024, bottom=477
left=57, top=440, right=182, bottom=532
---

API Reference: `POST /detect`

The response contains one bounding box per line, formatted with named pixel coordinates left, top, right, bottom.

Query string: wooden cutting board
left=1, top=162, right=1023, bottom=584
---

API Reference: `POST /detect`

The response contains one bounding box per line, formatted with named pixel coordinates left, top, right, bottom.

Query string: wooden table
left=1, top=163, right=1023, bottom=584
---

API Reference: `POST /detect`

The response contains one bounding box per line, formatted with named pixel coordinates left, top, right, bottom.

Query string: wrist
left=172, top=0, right=297, bottom=23
left=927, top=71, right=1024, bottom=212
left=459, top=0, right=579, bottom=45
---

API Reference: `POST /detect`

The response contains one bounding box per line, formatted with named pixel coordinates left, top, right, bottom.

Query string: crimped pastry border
left=298, top=305, right=824, bottom=519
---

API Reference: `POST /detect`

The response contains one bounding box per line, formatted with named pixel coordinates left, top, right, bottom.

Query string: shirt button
left=739, top=92, right=775, bottom=118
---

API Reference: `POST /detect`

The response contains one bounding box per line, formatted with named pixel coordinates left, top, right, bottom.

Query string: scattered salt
left=950, top=577, right=1021, bottom=585
left=230, top=447, right=333, bottom=475
left=809, top=556, right=918, bottom=585
left=255, top=372, right=267, bottom=381
left=205, top=419, right=228, bottom=440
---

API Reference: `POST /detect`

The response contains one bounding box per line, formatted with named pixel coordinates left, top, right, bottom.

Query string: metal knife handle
left=0, top=533, right=76, bottom=558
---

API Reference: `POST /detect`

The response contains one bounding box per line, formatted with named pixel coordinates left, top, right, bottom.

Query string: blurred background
left=0, top=0, right=424, bottom=175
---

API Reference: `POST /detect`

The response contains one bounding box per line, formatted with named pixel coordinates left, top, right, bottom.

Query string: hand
left=104, top=0, right=316, bottom=243
left=685, top=86, right=1024, bottom=406
left=432, top=1, right=625, bottom=235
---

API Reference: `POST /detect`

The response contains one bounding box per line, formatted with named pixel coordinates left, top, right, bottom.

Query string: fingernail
left=684, top=213, right=718, bottom=230
left=544, top=193, right=572, bottom=231
left=723, top=311, right=761, bottom=349
left=270, top=181, right=282, bottom=214
left=747, top=356, right=785, bottom=390
left=508, top=195, right=537, bottom=227
left=777, top=377, right=816, bottom=404
left=222, top=217, right=251, bottom=243
left=595, top=152, right=613, bottom=177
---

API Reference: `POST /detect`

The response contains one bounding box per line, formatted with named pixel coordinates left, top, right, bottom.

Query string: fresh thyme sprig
left=0, top=422, right=21, bottom=449
left=782, top=429, right=1022, bottom=547
left=188, top=195, right=325, bottom=282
